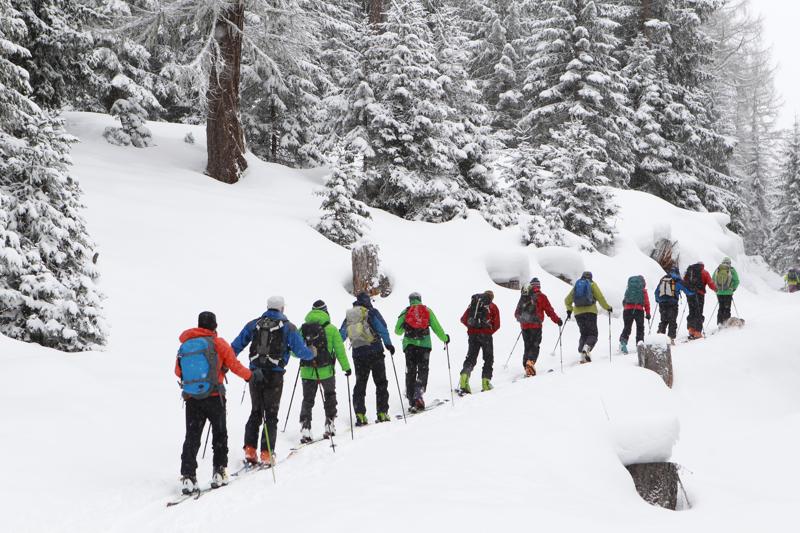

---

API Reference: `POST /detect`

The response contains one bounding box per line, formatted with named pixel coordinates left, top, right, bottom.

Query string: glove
left=250, top=368, right=264, bottom=383
left=387, top=344, right=396, bottom=355
left=646, top=313, right=651, bottom=321
left=557, top=318, right=563, bottom=327
left=310, top=346, right=318, bottom=358
left=566, top=310, right=572, bottom=320
left=344, top=369, right=352, bottom=377
left=445, top=334, right=451, bottom=345
left=608, top=307, right=613, bottom=315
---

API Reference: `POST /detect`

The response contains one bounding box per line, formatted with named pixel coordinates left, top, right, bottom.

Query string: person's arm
left=564, top=289, right=575, bottom=313
left=230, top=321, right=254, bottom=356
left=395, top=310, right=407, bottom=336
left=217, top=337, right=253, bottom=381
left=704, top=270, right=717, bottom=292
left=732, top=268, right=740, bottom=291
left=460, top=308, right=469, bottom=328
left=287, top=328, right=315, bottom=360
left=644, top=289, right=651, bottom=315
left=490, top=304, right=500, bottom=334
left=339, top=318, right=348, bottom=342
left=371, top=310, right=393, bottom=347
left=592, top=283, right=612, bottom=311
left=540, top=294, right=559, bottom=324
left=428, top=309, right=449, bottom=343
left=328, top=324, right=351, bottom=372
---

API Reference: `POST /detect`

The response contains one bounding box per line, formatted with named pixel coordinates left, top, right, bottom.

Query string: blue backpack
left=573, top=278, right=594, bottom=307
left=177, top=336, right=221, bottom=400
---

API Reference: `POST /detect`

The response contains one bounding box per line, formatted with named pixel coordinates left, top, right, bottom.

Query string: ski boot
left=323, top=418, right=336, bottom=439
left=482, top=378, right=494, bottom=391
left=620, top=341, right=628, bottom=354
left=181, top=476, right=199, bottom=495
left=211, top=467, right=229, bottom=489
left=300, top=423, right=313, bottom=444
left=458, top=373, right=471, bottom=395
left=244, top=445, right=258, bottom=463
left=355, top=413, right=369, bottom=427
left=525, top=360, right=536, bottom=376
left=581, top=344, right=592, bottom=363
left=376, top=412, right=391, bottom=423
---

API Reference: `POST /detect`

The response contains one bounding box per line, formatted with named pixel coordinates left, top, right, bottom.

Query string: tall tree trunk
left=370, top=0, right=382, bottom=26
left=206, top=3, right=247, bottom=184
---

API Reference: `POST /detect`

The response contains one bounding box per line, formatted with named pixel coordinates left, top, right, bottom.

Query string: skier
left=683, top=262, right=717, bottom=339
left=395, top=292, right=449, bottom=411
left=232, top=295, right=315, bottom=465
left=459, top=290, right=501, bottom=393
left=785, top=268, right=799, bottom=293
left=175, top=311, right=260, bottom=494
left=655, top=266, right=694, bottom=345
left=298, top=300, right=351, bottom=443
left=618, top=275, right=651, bottom=354
left=564, top=272, right=612, bottom=363
left=339, top=292, right=395, bottom=425
left=515, top=279, right=561, bottom=376
left=712, top=258, right=740, bottom=326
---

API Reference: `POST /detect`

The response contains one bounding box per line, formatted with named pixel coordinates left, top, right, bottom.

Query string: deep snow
left=3, top=112, right=799, bottom=532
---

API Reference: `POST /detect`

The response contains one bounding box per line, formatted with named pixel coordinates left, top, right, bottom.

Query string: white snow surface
left=3, top=112, right=800, bottom=532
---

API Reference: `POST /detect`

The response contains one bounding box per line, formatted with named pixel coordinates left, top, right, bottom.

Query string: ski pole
left=550, top=323, right=565, bottom=356
left=732, top=297, right=740, bottom=318
left=262, top=410, right=277, bottom=483
left=559, top=325, right=564, bottom=374
left=281, top=365, right=301, bottom=432
left=312, top=362, right=335, bottom=453
left=201, top=422, right=210, bottom=459
left=704, top=301, right=718, bottom=333
left=445, top=342, right=455, bottom=406
left=608, top=310, right=612, bottom=362
left=346, top=374, right=354, bottom=439
left=503, top=331, right=522, bottom=368
left=648, top=305, right=658, bottom=334
left=389, top=348, right=407, bottom=424
left=677, top=299, right=687, bottom=337
left=240, top=382, right=247, bottom=405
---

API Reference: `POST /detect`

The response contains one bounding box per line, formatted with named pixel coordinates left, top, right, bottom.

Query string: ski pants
left=687, top=293, right=706, bottom=333
left=521, top=328, right=542, bottom=367
left=790, top=284, right=798, bottom=293
left=657, top=300, right=679, bottom=339
left=716, top=294, right=733, bottom=325
left=575, top=312, right=599, bottom=352
left=181, top=395, right=227, bottom=477
left=353, top=352, right=390, bottom=416
left=460, top=333, right=494, bottom=380
left=300, top=373, right=337, bottom=427
left=404, top=344, right=431, bottom=402
left=620, top=309, right=645, bottom=345
left=244, top=369, right=284, bottom=454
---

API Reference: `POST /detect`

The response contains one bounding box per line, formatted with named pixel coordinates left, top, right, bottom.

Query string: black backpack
left=467, top=293, right=492, bottom=328
left=249, top=316, right=285, bottom=367
left=301, top=321, right=333, bottom=367
left=789, top=269, right=799, bottom=283
left=684, top=264, right=704, bottom=292
left=516, top=292, right=540, bottom=325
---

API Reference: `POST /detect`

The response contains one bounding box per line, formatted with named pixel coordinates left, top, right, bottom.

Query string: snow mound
left=606, top=412, right=681, bottom=466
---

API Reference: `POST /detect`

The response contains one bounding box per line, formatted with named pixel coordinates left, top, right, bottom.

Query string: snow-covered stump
left=650, top=238, right=679, bottom=271
left=637, top=335, right=673, bottom=388
left=626, top=462, right=680, bottom=510
left=352, top=242, right=390, bottom=297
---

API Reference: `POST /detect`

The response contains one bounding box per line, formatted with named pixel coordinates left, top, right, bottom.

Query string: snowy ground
left=3, top=112, right=799, bottom=532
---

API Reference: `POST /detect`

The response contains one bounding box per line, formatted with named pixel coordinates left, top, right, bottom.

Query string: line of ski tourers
left=170, top=259, right=742, bottom=501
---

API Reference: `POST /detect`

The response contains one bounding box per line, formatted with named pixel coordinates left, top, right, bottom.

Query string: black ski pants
left=300, top=374, right=337, bottom=426
left=244, top=368, right=284, bottom=454
left=657, top=300, right=679, bottom=339
left=620, top=309, right=645, bottom=345
left=521, top=328, right=542, bottom=367
left=181, top=395, right=227, bottom=478
left=575, top=312, right=599, bottom=352
left=404, top=344, right=431, bottom=402
left=353, top=352, right=390, bottom=415
left=460, top=333, right=494, bottom=380
left=687, top=293, right=706, bottom=333
left=716, top=294, right=733, bottom=325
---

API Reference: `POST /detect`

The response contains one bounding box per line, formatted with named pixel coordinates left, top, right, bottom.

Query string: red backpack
left=403, top=305, right=430, bottom=340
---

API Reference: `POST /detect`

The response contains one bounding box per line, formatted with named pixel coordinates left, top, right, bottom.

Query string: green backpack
left=624, top=276, right=645, bottom=305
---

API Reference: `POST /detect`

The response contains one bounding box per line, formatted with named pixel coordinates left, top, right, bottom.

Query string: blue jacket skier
left=654, top=267, right=694, bottom=344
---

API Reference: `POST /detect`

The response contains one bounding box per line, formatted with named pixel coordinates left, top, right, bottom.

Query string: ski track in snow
left=3, top=112, right=799, bottom=533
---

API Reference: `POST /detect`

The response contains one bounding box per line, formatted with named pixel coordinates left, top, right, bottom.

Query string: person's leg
left=404, top=346, right=419, bottom=403
left=695, top=293, right=706, bottom=334
left=664, top=301, right=678, bottom=339
left=180, top=398, right=206, bottom=478
left=634, top=309, right=645, bottom=344
left=321, top=375, right=337, bottom=420
left=299, top=377, right=316, bottom=427
left=207, top=395, right=228, bottom=473
left=620, top=309, right=634, bottom=344
left=460, top=334, right=480, bottom=376
left=243, top=379, right=264, bottom=450
left=261, top=370, right=284, bottom=453
left=372, top=353, right=391, bottom=414
left=529, top=328, right=542, bottom=365
left=353, top=356, right=370, bottom=416
left=480, top=334, right=494, bottom=380
left=521, top=328, right=535, bottom=368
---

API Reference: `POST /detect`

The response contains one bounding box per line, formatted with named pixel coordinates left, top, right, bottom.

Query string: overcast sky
left=752, top=1, right=800, bottom=130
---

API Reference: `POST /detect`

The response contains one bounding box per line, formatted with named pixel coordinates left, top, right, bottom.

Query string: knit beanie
left=198, top=311, right=217, bottom=331
left=312, top=300, right=327, bottom=312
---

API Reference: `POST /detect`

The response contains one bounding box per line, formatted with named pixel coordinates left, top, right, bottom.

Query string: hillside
left=3, top=112, right=799, bottom=533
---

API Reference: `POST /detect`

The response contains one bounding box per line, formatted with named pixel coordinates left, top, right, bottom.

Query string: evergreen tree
left=539, top=120, right=617, bottom=250
left=0, top=0, right=107, bottom=350
left=520, top=0, right=635, bottom=187
left=768, top=120, right=800, bottom=273
left=315, top=150, right=372, bottom=247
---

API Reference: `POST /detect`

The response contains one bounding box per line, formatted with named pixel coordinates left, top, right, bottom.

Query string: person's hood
left=179, top=327, right=218, bottom=343
left=409, top=299, right=423, bottom=306
left=354, top=292, right=373, bottom=308
left=304, top=309, right=332, bottom=324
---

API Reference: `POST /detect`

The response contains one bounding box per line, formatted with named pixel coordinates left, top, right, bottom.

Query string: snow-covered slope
left=3, top=112, right=799, bottom=532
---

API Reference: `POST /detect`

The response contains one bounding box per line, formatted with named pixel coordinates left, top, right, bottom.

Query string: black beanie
left=312, top=300, right=328, bottom=312
left=198, top=311, right=217, bottom=331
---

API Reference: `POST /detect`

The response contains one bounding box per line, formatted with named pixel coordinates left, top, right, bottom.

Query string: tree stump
left=352, top=242, right=390, bottom=297
left=651, top=238, right=679, bottom=272
left=637, top=340, right=673, bottom=388
left=626, top=462, right=680, bottom=510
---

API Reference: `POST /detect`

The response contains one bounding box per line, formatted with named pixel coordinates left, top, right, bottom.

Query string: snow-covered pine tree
left=314, top=149, right=372, bottom=247
left=538, top=120, right=616, bottom=250
left=103, top=95, right=154, bottom=148
left=767, top=120, right=800, bottom=273
left=0, top=0, right=107, bottom=350
left=520, top=0, right=635, bottom=187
